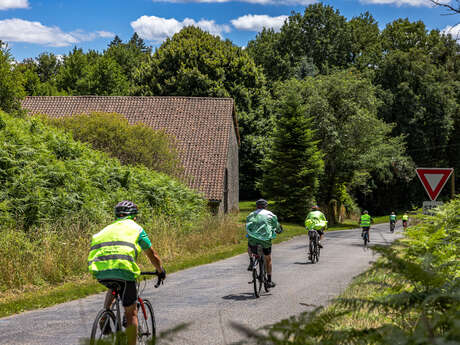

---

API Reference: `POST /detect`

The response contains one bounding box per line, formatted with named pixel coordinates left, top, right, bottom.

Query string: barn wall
left=226, top=119, right=239, bottom=213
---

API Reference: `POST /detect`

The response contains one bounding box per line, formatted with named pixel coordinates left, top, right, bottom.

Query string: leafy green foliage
left=45, top=112, right=182, bottom=177
left=0, top=42, right=25, bottom=113
left=0, top=111, right=205, bottom=230
left=275, top=72, right=412, bottom=222
left=260, top=79, right=323, bottom=221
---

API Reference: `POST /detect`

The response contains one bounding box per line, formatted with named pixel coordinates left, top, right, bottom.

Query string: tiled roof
left=21, top=96, right=238, bottom=201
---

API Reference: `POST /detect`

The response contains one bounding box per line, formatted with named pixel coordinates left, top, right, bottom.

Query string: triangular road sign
left=416, top=168, right=453, bottom=201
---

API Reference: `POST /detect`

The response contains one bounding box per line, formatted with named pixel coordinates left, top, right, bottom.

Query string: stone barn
left=22, top=96, right=239, bottom=214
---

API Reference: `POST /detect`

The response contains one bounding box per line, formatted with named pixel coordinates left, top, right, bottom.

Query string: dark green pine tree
left=260, top=83, right=324, bottom=222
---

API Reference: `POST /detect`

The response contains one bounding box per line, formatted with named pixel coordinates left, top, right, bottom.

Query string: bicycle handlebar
left=140, top=271, right=164, bottom=288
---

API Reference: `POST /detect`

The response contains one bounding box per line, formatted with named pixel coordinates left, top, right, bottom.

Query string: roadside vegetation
left=0, top=111, right=210, bottom=314
left=235, top=198, right=460, bottom=344
left=44, top=112, right=183, bottom=178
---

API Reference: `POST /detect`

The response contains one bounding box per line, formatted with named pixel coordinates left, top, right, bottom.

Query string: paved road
left=0, top=223, right=402, bottom=345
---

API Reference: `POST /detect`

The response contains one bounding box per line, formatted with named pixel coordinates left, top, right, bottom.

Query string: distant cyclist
left=402, top=212, right=409, bottom=230
left=389, top=212, right=397, bottom=232
left=360, top=210, right=372, bottom=241
left=88, top=201, right=166, bottom=345
left=246, top=199, right=282, bottom=288
left=305, top=205, right=328, bottom=249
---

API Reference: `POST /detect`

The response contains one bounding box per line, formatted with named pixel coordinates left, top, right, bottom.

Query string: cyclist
left=360, top=210, right=372, bottom=241
left=246, top=199, right=282, bottom=288
left=402, top=212, right=409, bottom=230
left=389, top=212, right=397, bottom=232
left=88, top=200, right=166, bottom=345
left=305, top=205, right=328, bottom=249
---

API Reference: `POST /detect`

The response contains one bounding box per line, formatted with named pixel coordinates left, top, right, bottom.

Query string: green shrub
left=45, top=112, right=183, bottom=177
left=0, top=111, right=205, bottom=231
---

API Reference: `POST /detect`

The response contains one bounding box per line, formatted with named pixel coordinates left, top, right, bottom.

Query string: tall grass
left=0, top=214, right=244, bottom=296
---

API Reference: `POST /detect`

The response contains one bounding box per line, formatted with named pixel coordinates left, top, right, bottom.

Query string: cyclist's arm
left=138, top=229, right=164, bottom=273
left=144, top=246, right=163, bottom=273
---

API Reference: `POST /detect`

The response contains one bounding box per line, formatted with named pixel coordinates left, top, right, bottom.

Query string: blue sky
left=0, top=0, right=458, bottom=61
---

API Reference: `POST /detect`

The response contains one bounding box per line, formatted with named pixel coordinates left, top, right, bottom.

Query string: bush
left=45, top=112, right=183, bottom=177
left=0, top=111, right=205, bottom=231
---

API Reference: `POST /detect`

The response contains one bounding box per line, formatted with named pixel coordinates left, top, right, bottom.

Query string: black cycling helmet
left=256, top=199, right=268, bottom=208
left=115, top=200, right=138, bottom=218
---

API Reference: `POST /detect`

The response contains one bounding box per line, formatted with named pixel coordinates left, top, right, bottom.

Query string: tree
left=430, top=0, right=460, bottom=14
left=105, top=33, right=151, bottom=86
left=0, top=42, right=25, bottom=113
left=246, top=28, right=291, bottom=83
left=248, top=3, right=352, bottom=80
left=260, top=79, right=323, bottom=222
left=348, top=12, right=382, bottom=70
left=36, top=52, right=61, bottom=84
left=76, top=55, right=129, bottom=95
left=56, top=47, right=88, bottom=94
left=287, top=71, right=412, bottom=221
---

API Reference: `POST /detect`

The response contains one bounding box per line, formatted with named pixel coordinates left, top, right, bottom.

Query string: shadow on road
left=293, top=261, right=312, bottom=265
left=222, top=293, right=256, bottom=301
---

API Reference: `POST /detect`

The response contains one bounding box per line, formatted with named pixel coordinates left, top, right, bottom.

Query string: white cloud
left=131, top=15, right=231, bottom=42
left=442, top=24, right=460, bottom=41
left=0, top=0, right=28, bottom=10
left=231, top=14, right=287, bottom=32
left=152, top=0, right=315, bottom=4
left=0, top=18, right=114, bottom=46
left=360, top=0, right=440, bottom=6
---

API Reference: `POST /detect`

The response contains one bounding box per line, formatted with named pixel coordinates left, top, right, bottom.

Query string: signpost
left=416, top=168, right=454, bottom=214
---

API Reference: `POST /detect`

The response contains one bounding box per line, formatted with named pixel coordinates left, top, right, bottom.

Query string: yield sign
left=416, top=168, right=453, bottom=201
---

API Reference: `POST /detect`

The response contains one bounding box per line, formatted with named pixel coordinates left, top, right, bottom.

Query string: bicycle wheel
left=252, top=258, right=262, bottom=298
left=137, top=299, right=156, bottom=345
left=90, top=309, right=118, bottom=345
left=315, top=241, right=320, bottom=263
left=263, top=257, right=270, bottom=293
left=363, top=231, right=368, bottom=246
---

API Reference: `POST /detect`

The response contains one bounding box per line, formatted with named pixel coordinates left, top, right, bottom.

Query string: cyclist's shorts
left=362, top=227, right=370, bottom=231
left=98, top=279, right=137, bottom=307
left=248, top=237, right=272, bottom=255
left=403, top=220, right=407, bottom=226
left=249, top=244, right=271, bottom=256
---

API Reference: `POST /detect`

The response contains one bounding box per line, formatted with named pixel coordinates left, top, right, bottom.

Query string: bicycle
left=362, top=228, right=370, bottom=247
left=249, top=245, right=270, bottom=298
left=308, top=230, right=320, bottom=264
left=390, top=221, right=395, bottom=233
left=90, top=271, right=163, bottom=345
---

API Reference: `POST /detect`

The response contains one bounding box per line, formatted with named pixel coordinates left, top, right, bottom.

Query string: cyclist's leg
left=103, top=290, right=115, bottom=310
left=317, top=229, right=324, bottom=248
left=125, top=303, right=138, bottom=345
left=263, top=246, right=275, bottom=287
left=120, top=281, right=138, bottom=345
left=247, top=243, right=254, bottom=271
